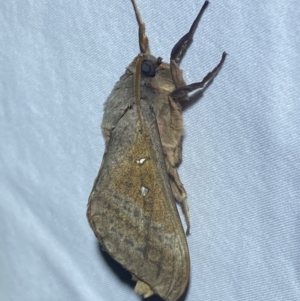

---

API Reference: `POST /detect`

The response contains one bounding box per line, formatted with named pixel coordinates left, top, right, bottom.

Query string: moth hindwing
left=87, top=1, right=226, bottom=300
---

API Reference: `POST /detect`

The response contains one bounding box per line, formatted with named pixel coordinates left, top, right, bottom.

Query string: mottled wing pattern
left=87, top=100, right=189, bottom=301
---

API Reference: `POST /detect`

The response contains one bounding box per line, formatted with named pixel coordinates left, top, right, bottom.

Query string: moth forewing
left=87, top=1, right=226, bottom=301
left=87, top=83, right=190, bottom=300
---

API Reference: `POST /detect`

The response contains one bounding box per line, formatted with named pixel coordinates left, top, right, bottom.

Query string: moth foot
left=134, top=279, right=154, bottom=298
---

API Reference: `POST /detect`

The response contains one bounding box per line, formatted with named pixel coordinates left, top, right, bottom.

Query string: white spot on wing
left=140, top=186, right=149, bottom=196
left=136, top=157, right=147, bottom=165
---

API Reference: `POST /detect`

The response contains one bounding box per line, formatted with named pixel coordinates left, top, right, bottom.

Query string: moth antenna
left=171, top=0, right=209, bottom=64
left=131, top=0, right=150, bottom=54
left=134, top=54, right=144, bottom=127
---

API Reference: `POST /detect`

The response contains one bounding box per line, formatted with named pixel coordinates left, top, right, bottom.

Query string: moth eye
left=141, top=60, right=156, bottom=77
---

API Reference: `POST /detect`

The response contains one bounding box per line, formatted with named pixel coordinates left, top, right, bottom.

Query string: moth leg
left=130, top=0, right=150, bottom=54
left=171, top=52, right=226, bottom=99
left=165, top=158, right=191, bottom=234
left=170, top=1, right=209, bottom=89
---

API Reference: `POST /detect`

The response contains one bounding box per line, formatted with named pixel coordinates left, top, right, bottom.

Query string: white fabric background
left=1, top=0, right=300, bottom=300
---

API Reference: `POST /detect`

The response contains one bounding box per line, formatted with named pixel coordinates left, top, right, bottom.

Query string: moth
left=87, top=1, right=226, bottom=300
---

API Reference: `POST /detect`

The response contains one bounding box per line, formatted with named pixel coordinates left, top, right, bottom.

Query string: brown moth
left=87, top=1, right=226, bottom=300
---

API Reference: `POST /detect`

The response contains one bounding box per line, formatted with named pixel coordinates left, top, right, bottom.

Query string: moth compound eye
left=141, top=60, right=156, bottom=77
